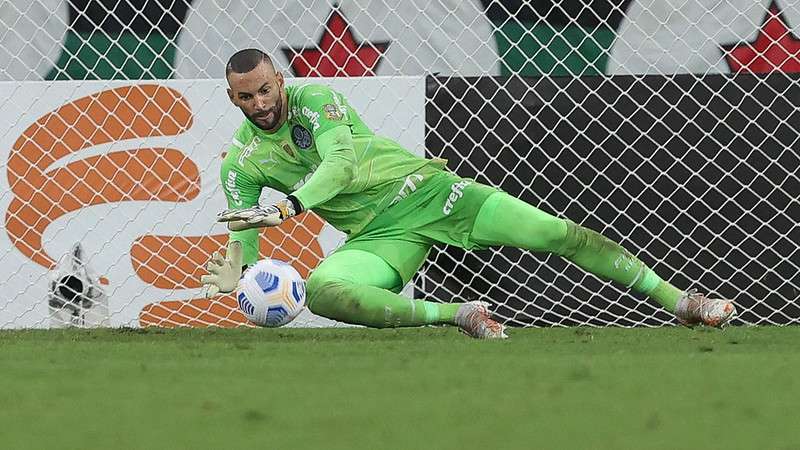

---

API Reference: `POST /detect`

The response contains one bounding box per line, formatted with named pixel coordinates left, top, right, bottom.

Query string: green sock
left=437, top=303, right=461, bottom=323
left=557, top=222, right=684, bottom=313
left=646, top=280, right=684, bottom=312
left=307, top=280, right=461, bottom=328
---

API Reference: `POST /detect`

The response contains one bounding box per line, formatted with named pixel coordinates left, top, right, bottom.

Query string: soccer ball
left=237, top=258, right=306, bottom=327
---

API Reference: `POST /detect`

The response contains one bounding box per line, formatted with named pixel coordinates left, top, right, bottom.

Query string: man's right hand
left=217, top=198, right=299, bottom=231
left=200, top=241, right=244, bottom=297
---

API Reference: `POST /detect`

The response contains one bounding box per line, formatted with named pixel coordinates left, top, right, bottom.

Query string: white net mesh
left=0, top=0, right=797, bottom=328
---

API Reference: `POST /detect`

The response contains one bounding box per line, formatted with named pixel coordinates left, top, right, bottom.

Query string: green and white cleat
left=455, top=301, right=508, bottom=339
left=675, top=289, right=736, bottom=328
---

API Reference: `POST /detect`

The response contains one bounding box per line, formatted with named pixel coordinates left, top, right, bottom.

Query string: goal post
left=0, top=0, right=797, bottom=328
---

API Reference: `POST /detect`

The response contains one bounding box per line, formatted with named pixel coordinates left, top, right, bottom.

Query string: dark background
left=480, top=0, right=632, bottom=28
left=422, top=74, right=799, bottom=326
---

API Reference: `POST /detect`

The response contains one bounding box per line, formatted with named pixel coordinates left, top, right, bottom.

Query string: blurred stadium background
left=0, top=0, right=797, bottom=329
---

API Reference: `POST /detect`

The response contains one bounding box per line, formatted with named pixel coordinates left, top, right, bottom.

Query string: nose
left=255, top=94, right=268, bottom=111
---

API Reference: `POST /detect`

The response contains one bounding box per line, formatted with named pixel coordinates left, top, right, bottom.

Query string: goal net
left=0, top=0, right=797, bottom=328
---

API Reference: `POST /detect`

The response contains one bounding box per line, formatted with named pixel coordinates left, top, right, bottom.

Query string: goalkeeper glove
left=217, top=196, right=300, bottom=231
left=200, top=241, right=243, bottom=297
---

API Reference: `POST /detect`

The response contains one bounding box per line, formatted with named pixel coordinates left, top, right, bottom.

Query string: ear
left=275, top=71, right=284, bottom=88
left=227, top=88, right=235, bottom=105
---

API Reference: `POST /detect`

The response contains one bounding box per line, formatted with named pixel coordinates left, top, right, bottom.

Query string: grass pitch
left=1, top=326, right=798, bottom=450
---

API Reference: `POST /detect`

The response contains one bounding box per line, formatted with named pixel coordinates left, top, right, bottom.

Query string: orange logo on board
left=6, top=84, right=198, bottom=268
left=6, top=84, right=325, bottom=328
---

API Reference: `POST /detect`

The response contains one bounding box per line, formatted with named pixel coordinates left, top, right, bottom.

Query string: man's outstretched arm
left=217, top=127, right=356, bottom=228
left=201, top=162, right=263, bottom=296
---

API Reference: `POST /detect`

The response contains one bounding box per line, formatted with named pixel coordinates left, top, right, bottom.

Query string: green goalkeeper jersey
left=221, top=83, right=446, bottom=264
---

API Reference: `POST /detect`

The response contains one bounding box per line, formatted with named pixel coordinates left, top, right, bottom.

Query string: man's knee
left=305, top=272, right=377, bottom=326
left=551, top=220, right=576, bottom=257
left=555, top=221, right=612, bottom=258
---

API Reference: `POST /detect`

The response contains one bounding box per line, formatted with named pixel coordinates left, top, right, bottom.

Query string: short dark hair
left=226, top=49, right=274, bottom=76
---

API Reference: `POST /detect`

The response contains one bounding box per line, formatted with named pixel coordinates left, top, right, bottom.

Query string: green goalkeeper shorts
left=334, top=170, right=500, bottom=285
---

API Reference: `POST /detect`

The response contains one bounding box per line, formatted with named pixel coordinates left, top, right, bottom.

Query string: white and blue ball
left=237, top=259, right=306, bottom=327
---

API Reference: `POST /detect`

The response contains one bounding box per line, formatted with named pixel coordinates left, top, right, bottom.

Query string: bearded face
left=227, top=61, right=286, bottom=132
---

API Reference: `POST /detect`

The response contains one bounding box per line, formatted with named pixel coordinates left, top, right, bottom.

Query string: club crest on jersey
left=292, top=125, right=313, bottom=149
left=323, top=104, right=343, bottom=120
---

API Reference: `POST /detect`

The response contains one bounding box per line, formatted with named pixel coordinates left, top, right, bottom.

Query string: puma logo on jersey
left=238, top=136, right=261, bottom=166
left=442, top=181, right=470, bottom=215
left=291, top=165, right=318, bottom=190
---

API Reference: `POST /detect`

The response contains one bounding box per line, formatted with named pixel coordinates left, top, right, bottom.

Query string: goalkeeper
left=201, top=49, right=735, bottom=338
